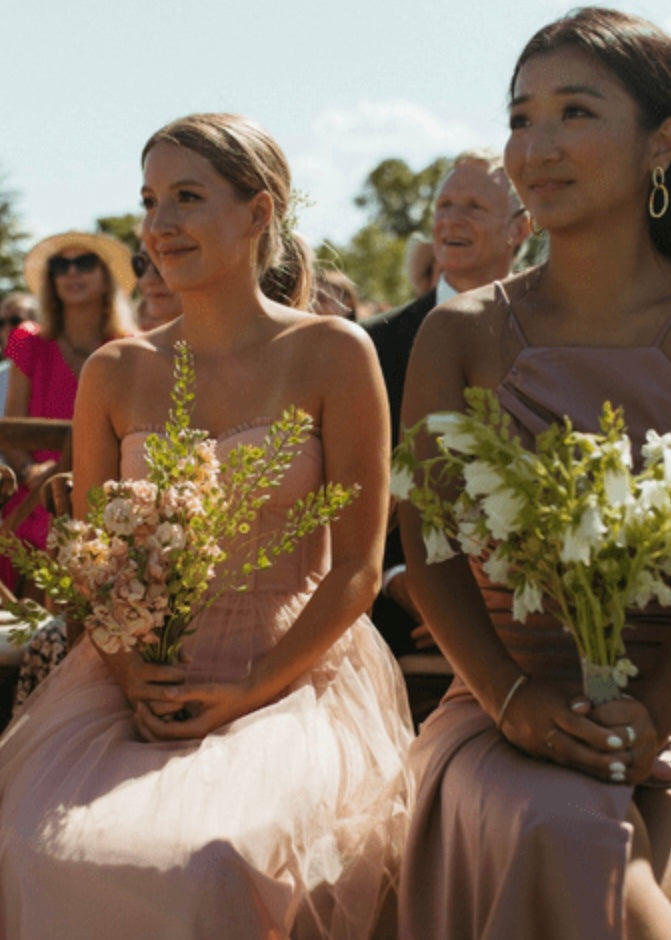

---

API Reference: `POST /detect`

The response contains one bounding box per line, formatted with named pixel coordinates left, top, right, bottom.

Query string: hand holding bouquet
left=392, top=387, right=671, bottom=703
left=0, top=342, right=358, bottom=664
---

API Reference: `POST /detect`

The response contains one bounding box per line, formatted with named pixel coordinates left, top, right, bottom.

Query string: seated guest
left=365, top=151, right=530, bottom=665
left=132, top=241, right=182, bottom=329
left=0, top=230, right=134, bottom=594
left=400, top=9, right=671, bottom=937
left=0, top=112, right=414, bottom=939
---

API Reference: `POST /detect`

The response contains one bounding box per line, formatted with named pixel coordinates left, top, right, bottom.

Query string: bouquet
left=0, top=342, right=358, bottom=663
left=391, top=387, right=671, bottom=704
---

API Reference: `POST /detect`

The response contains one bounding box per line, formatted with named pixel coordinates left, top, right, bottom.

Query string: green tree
left=316, top=226, right=409, bottom=308
left=316, top=156, right=453, bottom=308
left=0, top=174, right=29, bottom=293
left=354, top=156, right=453, bottom=238
left=96, top=213, right=142, bottom=252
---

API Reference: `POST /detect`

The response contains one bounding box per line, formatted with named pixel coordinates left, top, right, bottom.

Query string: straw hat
left=24, top=230, right=135, bottom=296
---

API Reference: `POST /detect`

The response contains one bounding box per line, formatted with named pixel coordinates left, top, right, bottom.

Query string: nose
left=144, top=199, right=179, bottom=236
left=525, top=120, right=561, bottom=163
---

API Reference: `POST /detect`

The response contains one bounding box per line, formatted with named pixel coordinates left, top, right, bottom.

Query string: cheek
left=503, top=139, right=522, bottom=188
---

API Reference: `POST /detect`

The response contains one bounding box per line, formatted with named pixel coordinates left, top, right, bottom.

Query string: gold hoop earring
left=649, top=166, right=669, bottom=220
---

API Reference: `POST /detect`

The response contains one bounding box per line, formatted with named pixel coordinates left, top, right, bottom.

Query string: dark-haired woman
left=399, top=8, right=671, bottom=938
left=0, top=113, right=414, bottom=939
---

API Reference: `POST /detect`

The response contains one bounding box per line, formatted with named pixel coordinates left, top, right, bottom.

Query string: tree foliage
left=0, top=173, right=29, bottom=294
left=96, top=213, right=142, bottom=252
left=317, top=156, right=452, bottom=308
left=354, top=157, right=453, bottom=239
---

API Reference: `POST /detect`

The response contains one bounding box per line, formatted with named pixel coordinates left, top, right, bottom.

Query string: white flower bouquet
left=392, top=387, right=671, bottom=703
left=0, top=342, right=358, bottom=663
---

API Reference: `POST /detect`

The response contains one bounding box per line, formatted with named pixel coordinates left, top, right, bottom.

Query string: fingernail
left=610, top=772, right=626, bottom=783
left=607, top=735, right=624, bottom=749
left=609, top=761, right=626, bottom=774
left=571, top=700, right=589, bottom=712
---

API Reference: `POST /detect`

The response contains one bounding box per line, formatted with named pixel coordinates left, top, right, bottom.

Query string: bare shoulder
left=286, top=312, right=378, bottom=370
left=411, top=281, right=497, bottom=369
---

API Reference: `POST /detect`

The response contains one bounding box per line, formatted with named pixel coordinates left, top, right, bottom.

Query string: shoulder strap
left=495, top=281, right=529, bottom=348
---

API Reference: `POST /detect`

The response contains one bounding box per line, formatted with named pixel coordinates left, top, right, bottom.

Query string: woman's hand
left=133, top=680, right=256, bottom=742
left=101, top=647, right=186, bottom=715
left=499, top=678, right=658, bottom=784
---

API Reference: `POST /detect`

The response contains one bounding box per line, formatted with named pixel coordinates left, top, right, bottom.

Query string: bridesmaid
left=0, top=113, right=414, bottom=939
left=399, top=8, right=671, bottom=939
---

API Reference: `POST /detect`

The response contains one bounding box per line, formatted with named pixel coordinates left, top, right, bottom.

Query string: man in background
left=364, top=149, right=530, bottom=678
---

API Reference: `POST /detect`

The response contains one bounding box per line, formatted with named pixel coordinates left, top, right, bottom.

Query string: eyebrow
left=141, top=178, right=207, bottom=192
left=511, top=84, right=606, bottom=107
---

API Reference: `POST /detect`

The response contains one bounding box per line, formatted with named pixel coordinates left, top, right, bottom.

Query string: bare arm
left=72, top=345, right=186, bottom=710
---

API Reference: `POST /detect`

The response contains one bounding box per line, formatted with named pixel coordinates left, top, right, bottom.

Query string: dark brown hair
left=509, top=7, right=671, bottom=257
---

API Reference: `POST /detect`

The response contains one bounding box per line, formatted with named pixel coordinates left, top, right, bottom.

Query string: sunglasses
left=48, top=252, right=100, bottom=277
left=131, top=251, right=158, bottom=279
left=0, top=315, right=22, bottom=329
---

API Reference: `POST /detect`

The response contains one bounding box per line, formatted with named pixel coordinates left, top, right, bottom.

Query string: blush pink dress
left=399, top=280, right=671, bottom=940
left=0, top=422, right=415, bottom=939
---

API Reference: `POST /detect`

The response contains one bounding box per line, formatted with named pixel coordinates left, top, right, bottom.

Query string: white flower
left=603, top=469, right=631, bottom=505
left=560, top=498, right=606, bottom=565
left=602, top=437, right=633, bottom=469
left=642, top=430, right=671, bottom=482
left=463, top=460, right=504, bottom=498
left=426, top=413, right=478, bottom=454
left=482, top=551, right=511, bottom=585
left=481, top=488, right=525, bottom=541
left=457, top=521, right=487, bottom=555
left=423, top=528, right=456, bottom=564
left=390, top=464, right=414, bottom=501
left=636, top=479, right=671, bottom=513
left=513, top=581, right=543, bottom=623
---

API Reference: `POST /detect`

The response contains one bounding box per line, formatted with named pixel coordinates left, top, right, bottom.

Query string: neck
left=444, top=257, right=514, bottom=294
left=61, top=303, right=106, bottom=351
left=542, top=220, right=670, bottom=325
left=178, top=277, right=271, bottom=356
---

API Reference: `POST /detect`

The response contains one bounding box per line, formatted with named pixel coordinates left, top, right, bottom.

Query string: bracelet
left=381, top=564, right=406, bottom=596
left=496, top=674, right=528, bottom=729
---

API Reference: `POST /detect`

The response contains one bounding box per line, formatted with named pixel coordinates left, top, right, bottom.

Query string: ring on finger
left=625, top=725, right=636, bottom=745
left=545, top=728, right=558, bottom=749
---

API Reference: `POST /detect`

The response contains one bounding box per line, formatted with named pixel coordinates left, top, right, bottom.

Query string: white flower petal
left=389, top=465, right=414, bottom=501
left=423, top=528, right=456, bottom=564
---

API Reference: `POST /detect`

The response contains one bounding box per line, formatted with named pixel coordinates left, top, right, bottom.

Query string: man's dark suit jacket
left=363, top=288, right=437, bottom=655
left=363, top=288, right=437, bottom=451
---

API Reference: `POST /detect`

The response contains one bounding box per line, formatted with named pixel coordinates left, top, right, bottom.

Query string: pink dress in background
left=0, top=323, right=76, bottom=589
left=399, top=281, right=671, bottom=940
left=0, top=422, right=415, bottom=939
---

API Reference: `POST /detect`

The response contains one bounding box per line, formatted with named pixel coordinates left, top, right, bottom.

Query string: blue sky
left=3, top=0, right=671, bottom=249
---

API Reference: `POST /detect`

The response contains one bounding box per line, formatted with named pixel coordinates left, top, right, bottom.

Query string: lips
left=528, top=179, right=573, bottom=194
left=156, top=246, right=195, bottom=262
